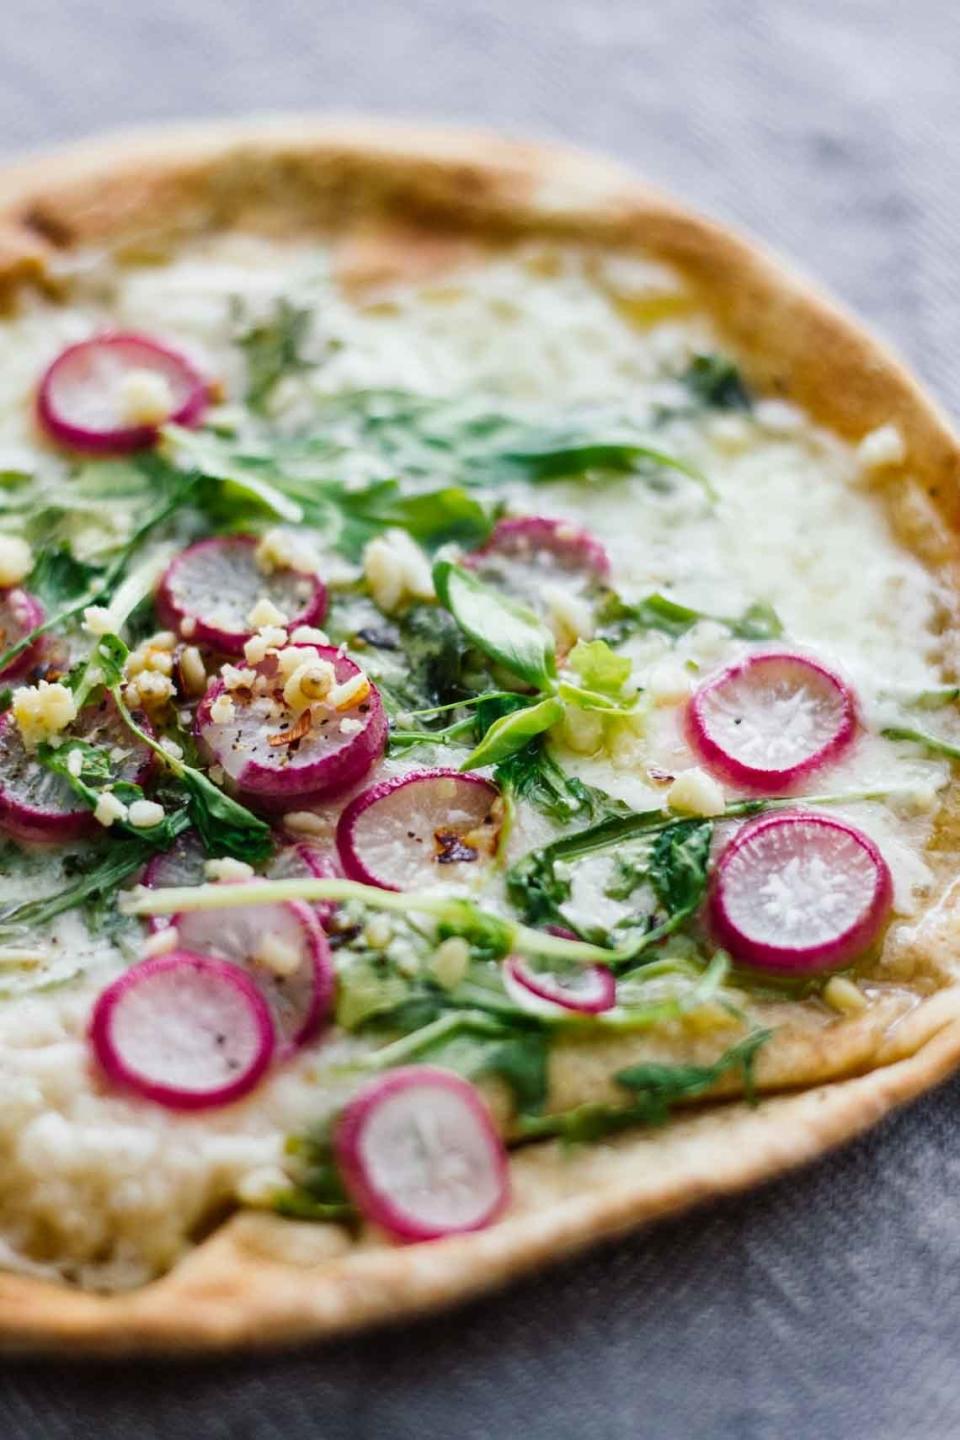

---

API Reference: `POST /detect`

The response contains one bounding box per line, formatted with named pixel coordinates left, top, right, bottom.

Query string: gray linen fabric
left=2, top=1, right=960, bottom=1435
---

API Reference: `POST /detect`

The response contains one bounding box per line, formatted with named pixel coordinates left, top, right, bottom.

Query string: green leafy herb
left=515, top=1029, right=770, bottom=1144
left=36, top=739, right=182, bottom=851
left=880, top=725, right=960, bottom=761
left=434, top=561, right=556, bottom=691
left=567, top=638, right=632, bottom=695
left=335, top=480, right=494, bottom=553
left=461, top=695, right=564, bottom=771
left=237, top=298, right=314, bottom=413
left=684, top=354, right=752, bottom=411
left=596, top=589, right=783, bottom=647
left=278, top=1127, right=355, bottom=1222
left=28, top=547, right=101, bottom=608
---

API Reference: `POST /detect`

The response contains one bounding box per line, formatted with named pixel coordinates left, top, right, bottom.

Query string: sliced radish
left=142, top=829, right=207, bottom=932
left=156, top=535, right=326, bottom=655
left=90, top=950, right=274, bottom=1110
left=173, top=895, right=333, bottom=1054
left=335, top=1066, right=508, bottom=1241
left=266, top=843, right=340, bottom=928
left=503, top=953, right=616, bottom=1015
left=0, top=588, right=44, bottom=681
left=466, top=515, right=610, bottom=585
left=0, top=698, right=154, bottom=845
left=687, top=652, right=857, bottom=792
left=336, top=769, right=502, bottom=892
left=196, top=645, right=386, bottom=808
left=37, top=332, right=208, bottom=454
left=709, top=812, right=892, bottom=973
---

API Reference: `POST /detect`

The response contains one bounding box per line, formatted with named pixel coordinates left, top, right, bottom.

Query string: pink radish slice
left=709, top=812, right=892, bottom=973
left=687, top=652, right=857, bottom=792
left=336, top=769, right=502, bottom=892
left=173, top=896, right=333, bottom=1054
left=156, top=535, right=326, bottom=655
left=503, top=954, right=616, bottom=1015
left=142, top=829, right=207, bottom=932
left=467, top=515, right=610, bottom=583
left=37, top=332, right=208, bottom=454
left=0, top=698, right=155, bottom=845
left=90, top=950, right=274, bottom=1110
left=335, top=1066, right=508, bottom=1241
left=0, top=588, right=44, bottom=680
left=196, top=645, right=386, bottom=807
left=267, top=843, right=340, bottom=928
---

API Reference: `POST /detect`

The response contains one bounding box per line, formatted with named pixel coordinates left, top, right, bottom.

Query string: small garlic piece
left=0, top=535, right=33, bottom=587
left=666, top=767, right=726, bottom=818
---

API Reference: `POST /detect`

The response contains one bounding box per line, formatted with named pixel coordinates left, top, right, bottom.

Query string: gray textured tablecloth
left=2, top=2, right=960, bottom=1435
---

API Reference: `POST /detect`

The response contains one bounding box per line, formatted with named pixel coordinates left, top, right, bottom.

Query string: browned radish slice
left=336, top=769, right=502, bottom=892
left=196, top=645, right=386, bottom=808
left=503, top=954, right=616, bottom=1015
left=173, top=895, right=333, bottom=1055
left=37, top=333, right=208, bottom=454
left=687, top=652, right=857, bottom=793
left=156, top=535, right=327, bottom=655
left=90, top=951, right=275, bottom=1110
left=266, top=843, right=340, bottom=928
left=0, top=698, right=155, bottom=845
left=709, top=813, right=892, bottom=972
left=335, top=1067, right=508, bottom=1240
left=141, top=829, right=207, bottom=932
left=0, top=588, right=44, bottom=681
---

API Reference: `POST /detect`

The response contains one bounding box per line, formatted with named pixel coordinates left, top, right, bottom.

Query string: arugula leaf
left=514, top=1029, right=770, bottom=1143
left=472, top=1030, right=550, bottom=1114
left=495, top=735, right=625, bottom=826
left=36, top=739, right=181, bottom=851
left=596, top=589, right=783, bottom=647
left=498, top=440, right=711, bottom=495
left=237, top=298, right=313, bottom=413
left=880, top=725, right=960, bottom=761
left=336, top=481, right=494, bottom=552
left=433, top=561, right=556, bottom=691
left=461, top=695, right=563, bottom=771
left=684, top=354, right=752, bottom=411
left=567, top=638, right=632, bottom=695
left=646, top=819, right=714, bottom=937
left=28, top=547, right=101, bottom=608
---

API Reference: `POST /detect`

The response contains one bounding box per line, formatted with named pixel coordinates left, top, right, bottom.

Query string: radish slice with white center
left=90, top=951, right=274, bottom=1110
left=173, top=896, right=333, bottom=1054
left=687, top=652, right=857, bottom=792
left=0, top=588, right=44, bottom=680
left=336, top=769, right=502, bottom=892
left=335, top=1066, right=508, bottom=1241
left=196, top=645, right=386, bottom=807
left=465, top=515, right=609, bottom=619
left=37, top=332, right=208, bottom=454
left=503, top=954, right=616, bottom=1015
left=156, top=535, right=327, bottom=655
left=142, top=829, right=207, bottom=932
left=709, top=813, right=892, bottom=973
left=266, top=843, right=340, bottom=928
left=0, top=698, right=155, bottom=845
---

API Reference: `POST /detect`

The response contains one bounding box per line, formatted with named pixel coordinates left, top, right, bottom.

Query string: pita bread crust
left=0, top=116, right=959, bottom=1351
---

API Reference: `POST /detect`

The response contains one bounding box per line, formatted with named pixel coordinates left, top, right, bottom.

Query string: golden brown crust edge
left=0, top=116, right=958, bottom=1352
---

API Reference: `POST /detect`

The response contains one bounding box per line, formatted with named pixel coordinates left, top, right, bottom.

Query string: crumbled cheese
left=646, top=661, right=693, bottom=705
left=131, top=671, right=175, bottom=709
left=364, top=915, right=393, bottom=949
left=254, top=934, right=302, bottom=978
left=281, top=810, right=326, bottom=836
left=179, top=615, right=197, bottom=640
left=82, top=604, right=116, bottom=636
left=329, top=671, right=370, bottom=711
left=94, top=792, right=128, bottom=828
left=431, top=937, right=470, bottom=990
left=222, top=664, right=256, bottom=691
left=339, top=716, right=363, bottom=736
left=159, top=737, right=184, bottom=761
left=128, top=799, right=165, bottom=830
left=117, top=368, right=175, bottom=427
left=0, top=534, right=32, bottom=587
left=234, top=1166, right=289, bottom=1207
left=66, top=748, right=84, bottom=778
left=247, top=597, right=288, bottom=629
left=142, top=926, right=179, bottom=957
left=667, top=767, right=726, bottom=817
left=125, top=635, right=175, bottom=678
left=204, top=857, right=255, bottom=883
left=178, top=646, right=207, bottom=697
left=209, top=693, right=236, bottom=725
left=243, top=632, right=270, bottom=665
left=543, top=583, right=594, bottom=647
left=363, top=529, right=434, bottom=613
left=289, top=625, right=330, bottom=645
left=857, top=423, right=906, bottom=471
left=823, top=976, right=868, bottom=1015
left=254, top=528, right=316, bottom=575
left=754, top=398, right=805, bottom=434
left=12, top=681, right=77, bottom=749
